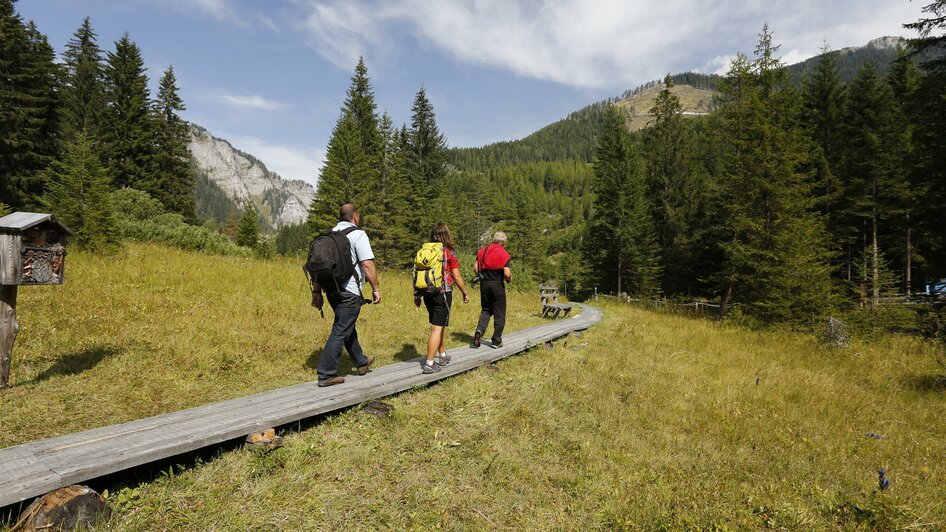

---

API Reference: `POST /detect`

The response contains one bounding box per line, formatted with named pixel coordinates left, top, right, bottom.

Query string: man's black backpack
left=304, top=226, right=360, bottom=295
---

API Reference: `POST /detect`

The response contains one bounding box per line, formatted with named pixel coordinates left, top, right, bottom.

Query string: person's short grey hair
left=492, top=231, right=507, bottom=244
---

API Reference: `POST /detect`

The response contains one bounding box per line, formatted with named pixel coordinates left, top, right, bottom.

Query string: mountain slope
left=188, top=124, right=314, bottom=228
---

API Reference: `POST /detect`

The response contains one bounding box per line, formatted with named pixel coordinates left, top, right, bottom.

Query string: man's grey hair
left=492, top=231, right=507, bottom=244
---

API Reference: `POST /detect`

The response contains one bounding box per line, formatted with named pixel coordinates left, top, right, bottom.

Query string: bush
left=110, top=189, right=251, bottom=257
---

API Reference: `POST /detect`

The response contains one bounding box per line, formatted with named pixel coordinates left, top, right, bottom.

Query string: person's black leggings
left=476, top=280, right=507, bottom=343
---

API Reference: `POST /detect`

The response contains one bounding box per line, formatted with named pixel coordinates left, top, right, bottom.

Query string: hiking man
left=472, top=231, right=512, bottom=348
left=309, top=203, right=381, bottom=387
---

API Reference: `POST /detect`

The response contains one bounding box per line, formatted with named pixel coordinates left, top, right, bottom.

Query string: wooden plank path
left=0, top=304, right=601, bottom=508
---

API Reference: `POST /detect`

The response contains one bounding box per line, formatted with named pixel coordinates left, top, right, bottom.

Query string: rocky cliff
left=188, top=123, right=314, bottom=228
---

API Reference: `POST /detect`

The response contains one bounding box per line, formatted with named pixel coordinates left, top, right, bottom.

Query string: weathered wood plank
left=0, top=305, right=601, bottom=508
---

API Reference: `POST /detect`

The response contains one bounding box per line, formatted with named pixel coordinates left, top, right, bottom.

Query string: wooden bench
left=540, top=283, right=572, bottom=318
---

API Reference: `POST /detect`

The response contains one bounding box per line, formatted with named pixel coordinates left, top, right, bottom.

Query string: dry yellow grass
left=0, top=243, right=543, bottom=447
left=615, top=83, right=716, bottom=131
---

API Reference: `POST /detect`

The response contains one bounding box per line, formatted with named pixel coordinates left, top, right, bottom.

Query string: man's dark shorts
left=423, top=291, right=453, bottom=327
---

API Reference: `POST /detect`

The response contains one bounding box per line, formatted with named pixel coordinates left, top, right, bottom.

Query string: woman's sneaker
left=436, top=352, right=451, bottom=366
left=422, top=362, right=442, bottom=374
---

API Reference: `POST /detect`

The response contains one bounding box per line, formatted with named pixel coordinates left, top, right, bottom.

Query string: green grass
left=0, top=243, right=542, bottom=447
left=3, top=245, right=945, bottom=529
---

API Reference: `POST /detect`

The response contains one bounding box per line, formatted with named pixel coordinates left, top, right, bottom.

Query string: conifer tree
left=585, top=105, right=660, bottom=296
left=802, top=43, right=845, bottom=243
left=236, top=203, right=260, bottom=248
left=103, top=33, right=156, bottom=191
left=42, top=132, right=117, bottom=251
left=307, top=113, right=367, bottom=233
left=0, top=1, right=61, bottom=207
left=840, top=62, right=905, bottom=309
left=152, top=66, right=196, bottom=219
left=407, top=86, right=448, bottom=233
left=642, top=74, right=706, bottom=294
left=61, top=17, right=106, bottom=142
left=344, top=57, right=383, bottom=179
left=713, top=27, right=833, bottom=323
left=365, top=112, right=414, bottom=267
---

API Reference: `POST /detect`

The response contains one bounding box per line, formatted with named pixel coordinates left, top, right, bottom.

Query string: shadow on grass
left=902, top=373, right=946, bottom=392
left=28, top=344, right=122, bottom=385
left=305, top=350, right=358, bottom=375
left=393, top=343, right=423, bottom=363
left=451, top=331, right=474, bottom=344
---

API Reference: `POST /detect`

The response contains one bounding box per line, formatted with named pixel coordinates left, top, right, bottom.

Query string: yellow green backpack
left=413, top=242, right=445, bottom=293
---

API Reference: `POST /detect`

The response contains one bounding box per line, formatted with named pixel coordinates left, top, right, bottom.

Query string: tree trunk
left=617, top=248, right=623, bottom=296
left=0, top=285, right=19, bottom=389
left=905, top=222, right=912, bottom=299
left=872, top=208, right=879, bottom=310
left=718, top=283, right=733, bottom=320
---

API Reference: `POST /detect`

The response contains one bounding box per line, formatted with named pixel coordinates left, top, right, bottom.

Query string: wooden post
left=0, top=284, right=18, bottom=388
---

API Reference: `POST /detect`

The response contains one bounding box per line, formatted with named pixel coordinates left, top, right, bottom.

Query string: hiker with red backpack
left=413, top=222, right=470, bottom=374
left=472, top=231, right=512, bottom=349
left=305, top=203, right=380, bottom=387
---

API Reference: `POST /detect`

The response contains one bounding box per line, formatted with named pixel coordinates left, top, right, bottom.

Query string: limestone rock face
left=188, top=123, right=315, bottom=228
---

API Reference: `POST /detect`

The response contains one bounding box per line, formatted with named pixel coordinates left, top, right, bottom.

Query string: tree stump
left=12, top=485, right=110, bottom=531
left=362, top=400, right=393, bottom=418
left=0, top=284, right=18, bottom=389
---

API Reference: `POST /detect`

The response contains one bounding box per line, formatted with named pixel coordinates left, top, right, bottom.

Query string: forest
left=2, top=0, right=945, bottom=334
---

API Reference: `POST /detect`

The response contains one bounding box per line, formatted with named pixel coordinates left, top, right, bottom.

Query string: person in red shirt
left=472, top=231, right=512, bottom=348
left=414, top=222, right=470, bottom=373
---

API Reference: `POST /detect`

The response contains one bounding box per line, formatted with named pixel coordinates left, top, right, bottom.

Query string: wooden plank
left=0, top=304, right=601, bottom=508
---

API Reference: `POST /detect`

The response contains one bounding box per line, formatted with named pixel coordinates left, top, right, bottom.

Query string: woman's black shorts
left=423, top=291, right=453, bottom=327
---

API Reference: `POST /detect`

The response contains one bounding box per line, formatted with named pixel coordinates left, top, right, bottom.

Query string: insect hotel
left=0, top=212, right=72, bottom=388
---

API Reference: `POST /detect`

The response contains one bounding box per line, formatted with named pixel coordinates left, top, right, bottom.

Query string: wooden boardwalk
left=0, top=304, right=601, bottom=508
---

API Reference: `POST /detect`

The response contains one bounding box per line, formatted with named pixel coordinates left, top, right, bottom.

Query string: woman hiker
left=414, top=222, right=470, bottom=374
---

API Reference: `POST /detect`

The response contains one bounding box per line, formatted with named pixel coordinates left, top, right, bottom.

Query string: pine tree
left=585, top=104, right=660, bottom=296
left=344, top=57, right=383, bottom=179
left=152, top=66, right=195, bottom=219
left=364, top=112, right=414, bottom=267
left=103, top=33, right=156, bottom=191
left=713, top=26, right=833, bottom=323
left=642, top=74, right=707, bottom=294
left=306, top=113, right=368, bottom=233
left=840, top=62, right=903, bottom=309
left=0, top=1, right=61, bottom=207
left=236, top=202, right=260, bottom=248
left=407, top=86, right=448, bottom=233
left=42, top=132, right=117, bottom=251
left=61, top=17, right=106, bottom=142
left=802, top=42, right=845, bottom=243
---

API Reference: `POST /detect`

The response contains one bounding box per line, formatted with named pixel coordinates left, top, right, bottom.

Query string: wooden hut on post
left=0, top=212, right=72, bottom=389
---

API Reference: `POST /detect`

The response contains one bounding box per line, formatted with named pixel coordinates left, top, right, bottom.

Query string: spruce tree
left=802, top=42, right=845, bottom=244
left=61, top=17, right=106, bottom=142
left=840, top=63, right=903, bottom=309
left=642, top=74, right=706, bottom=294
left=236, top=203, right=260, bottom=248
left=407, top=86, right=448, bottom=233
left=585, top=104, right=660, bottom=296
left=103, top=33, right=156, bottom=191
left=344, top=57, right=383, bottom=179
left=365, top=112, right=413, bottom=267
left=0, top=1, right=60, bottom=207
left=713, top=26, right=833, bottom=323
left=42, top=132, right=117, bottom=251
left=152, top=66, right=196, bottom=219
left=307, top=113, right=367, bottom=233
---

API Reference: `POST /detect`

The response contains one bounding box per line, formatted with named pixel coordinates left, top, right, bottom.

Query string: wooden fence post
left=0, top=284, right=19, bottom=388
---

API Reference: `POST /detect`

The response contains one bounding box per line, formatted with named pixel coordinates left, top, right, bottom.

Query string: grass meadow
left=2, top=244, right=945, bottom=529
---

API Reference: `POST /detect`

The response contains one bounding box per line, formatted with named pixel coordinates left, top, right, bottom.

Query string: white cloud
left=294, top=0, right=926, bottom=89
left=217, top=94, right=291, bottom=111
left=259, top=13, right=280, bottom=33
left=224, top=133, right=324, bottom=185
left=166, top=0, right=247, bottom=26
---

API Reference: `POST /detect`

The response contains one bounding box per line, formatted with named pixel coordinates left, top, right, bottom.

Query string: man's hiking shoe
left=472, top=331, right=482, bottom=348
left=357, top=356, right=374, bottom=375
left=422, top=362, right=442, bottom=374
left=436, top=353, right=451, bottom=366
left=490, top=339, right=503, bottom=349
left=317, top=376, right=345, bottom=387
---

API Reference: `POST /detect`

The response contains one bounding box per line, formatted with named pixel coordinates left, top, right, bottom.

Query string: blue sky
left=19, top=0, right=926, bottom=185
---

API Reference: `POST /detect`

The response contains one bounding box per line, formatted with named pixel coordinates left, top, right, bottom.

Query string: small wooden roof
left=0, top=212, right=73, bottom=235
